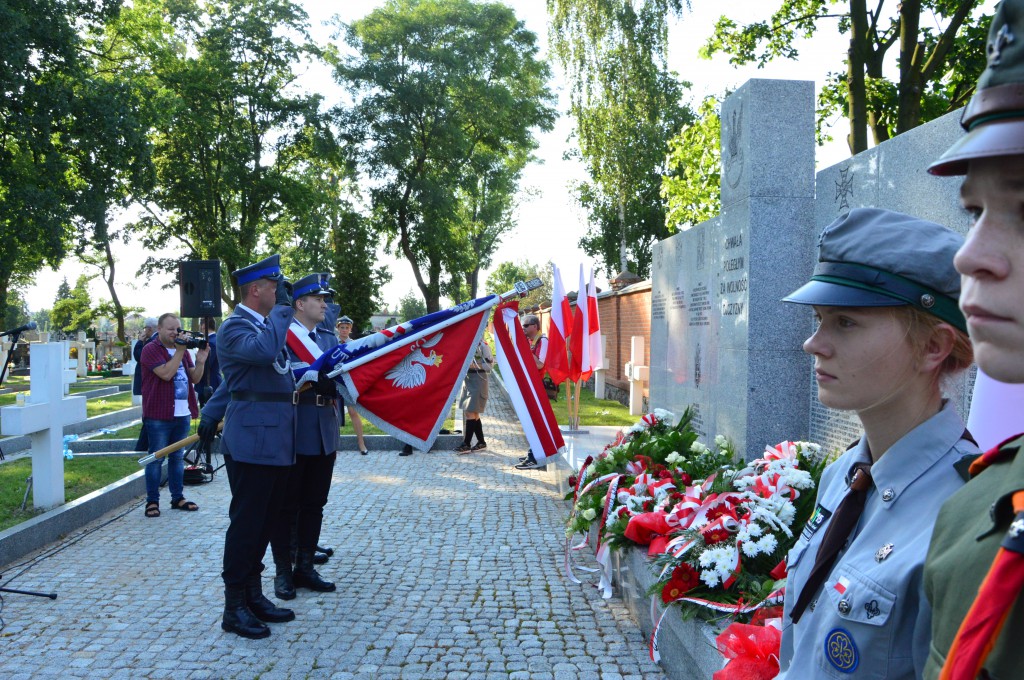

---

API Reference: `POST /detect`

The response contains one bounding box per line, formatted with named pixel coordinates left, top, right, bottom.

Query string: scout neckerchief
left=940, top=434, right=1024, bottom=680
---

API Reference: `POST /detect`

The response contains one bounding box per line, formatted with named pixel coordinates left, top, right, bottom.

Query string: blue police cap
left=292, top=273, right=332, bottom=300
left=783, top=208, right=967, bottom=332
left=232, top=254, right=283, bottom=286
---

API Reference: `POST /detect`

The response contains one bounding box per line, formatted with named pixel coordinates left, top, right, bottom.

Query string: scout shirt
left=923, top=434, right=1024, bottom=680
left=778, top=401, right=977, bottom=679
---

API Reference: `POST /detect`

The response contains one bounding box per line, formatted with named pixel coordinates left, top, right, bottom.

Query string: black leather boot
left=222, top=586, right=270, bottom=639
left=246, top=575, right=295, bottom=623
left=293, top=549, right=336, bottom=592
left=273, top=557, right=296, bottom=601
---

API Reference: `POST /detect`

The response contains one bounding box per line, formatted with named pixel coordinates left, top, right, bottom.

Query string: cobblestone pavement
left=0, top=385, right=666, bottom=680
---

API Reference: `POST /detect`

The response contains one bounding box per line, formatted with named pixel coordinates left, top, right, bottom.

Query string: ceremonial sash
left=287, top=323, right=322, bottom=386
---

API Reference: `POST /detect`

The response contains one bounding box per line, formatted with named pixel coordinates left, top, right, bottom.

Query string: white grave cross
left=623, top=336, right=648, bottom=416
left=1, top=343, right=87, bottom=508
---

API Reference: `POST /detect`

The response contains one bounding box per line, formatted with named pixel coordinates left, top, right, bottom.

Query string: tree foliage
left=702, top=1, right=992, bottom=153
left=548, top=0, right=692, bottom=278
left=334, top=0, right=556, bottom=312
left=0, top=1, right=125, bottom=321
left=486, top=260, right=553, bottom=310
left=52, top=275, right=95, bottom=332
left=662, top=96, right=722, bottom=231
left=131, top=0, right=330, bottom=307
left=397, top=290, right=428, bottom=323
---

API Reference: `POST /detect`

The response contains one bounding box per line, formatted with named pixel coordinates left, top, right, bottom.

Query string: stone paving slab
left=0, top=385, right=665, bottom=679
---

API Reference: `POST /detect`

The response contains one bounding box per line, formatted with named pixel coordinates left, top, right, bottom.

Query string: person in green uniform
left=924, top=2, right=1024, bottom=678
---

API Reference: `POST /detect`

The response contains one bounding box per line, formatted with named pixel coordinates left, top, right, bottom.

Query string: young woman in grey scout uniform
left=922, top=2, right=1024, bottom=677
left=455, top=340, right=493, bottom=453
left=777, top=208, right=978, bottom=679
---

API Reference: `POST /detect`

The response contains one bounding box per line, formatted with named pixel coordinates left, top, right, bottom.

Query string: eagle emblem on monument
left=385, top=333, right=444, bottom=389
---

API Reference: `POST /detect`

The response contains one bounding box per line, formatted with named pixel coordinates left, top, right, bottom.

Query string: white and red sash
left=286, top=322, right=323, bottom=386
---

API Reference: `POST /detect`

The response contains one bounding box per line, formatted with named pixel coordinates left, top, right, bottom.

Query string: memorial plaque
left=652, top=80, right=815, bottom=458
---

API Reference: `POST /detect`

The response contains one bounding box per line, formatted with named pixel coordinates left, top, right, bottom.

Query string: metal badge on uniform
left=1003, top=512, right=1024, bottom=554
left=875, top=543, right=894, bottom=562
left=824, top=628, right=859, bottom=673
left=802, top=504, right=833, bottom=541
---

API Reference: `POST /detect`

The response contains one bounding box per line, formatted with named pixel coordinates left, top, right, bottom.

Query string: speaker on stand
left=179, top=260, right=223, bottom=320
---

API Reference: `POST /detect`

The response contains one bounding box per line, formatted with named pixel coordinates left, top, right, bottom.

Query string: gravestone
left=650, top=79, right=817, bottom=458
left=0, top=343, right=87, bottom=508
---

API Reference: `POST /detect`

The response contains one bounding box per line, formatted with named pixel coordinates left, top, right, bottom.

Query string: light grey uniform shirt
left=778, top=401, right=976, bottom=679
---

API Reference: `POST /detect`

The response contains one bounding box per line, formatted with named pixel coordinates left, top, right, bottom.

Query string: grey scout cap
left=783, top=208, right=968, bottom=333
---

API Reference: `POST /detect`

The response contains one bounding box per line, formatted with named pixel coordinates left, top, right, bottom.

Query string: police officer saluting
left=924, top=1, right=1024, bottom=677
left=198, top=254, right=297, bottom=640
left=271, top=273, right=340, bottom=600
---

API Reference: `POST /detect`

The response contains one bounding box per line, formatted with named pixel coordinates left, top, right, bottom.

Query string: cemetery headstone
left=0, top=343, right=87, bottom=508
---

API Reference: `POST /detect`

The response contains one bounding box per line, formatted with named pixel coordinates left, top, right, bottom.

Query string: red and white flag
left=331, top=296, right=494, bottom=450
left=493, top=300, right=565, bottom=465
left=570, top=264, right=592, bottom=382
left=587, top=268, right=603, bottom=375
left=545, top=263, right=572, bottom=385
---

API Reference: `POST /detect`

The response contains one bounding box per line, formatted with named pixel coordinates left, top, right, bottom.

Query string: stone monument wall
left=651, top=80, right=973, bottom=458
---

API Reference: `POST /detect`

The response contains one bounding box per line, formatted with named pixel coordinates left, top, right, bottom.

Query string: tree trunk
left=618, top=193, right=627, bottom=273
left=847, top=0, right=870, bottom=154
left=896, top=0, right=923, bottom=135
left=99, top=239, right=129, bottom=356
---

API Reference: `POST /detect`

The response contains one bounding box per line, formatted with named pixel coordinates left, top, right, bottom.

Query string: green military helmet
left=930, top=0, right=1024, bottom=176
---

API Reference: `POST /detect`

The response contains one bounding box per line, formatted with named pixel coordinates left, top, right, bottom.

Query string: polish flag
left=570, top=264, right=592, bottom=382
left=545, top=264, right=572, bottom=385
left=587, top=269, right=603, bottom=375
left=833, top=576, right=850, bottom=595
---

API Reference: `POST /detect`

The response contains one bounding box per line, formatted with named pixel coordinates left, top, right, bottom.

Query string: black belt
left=296, top=391, right=336, bottom=407
left=231, top=390, right=296, bottom=404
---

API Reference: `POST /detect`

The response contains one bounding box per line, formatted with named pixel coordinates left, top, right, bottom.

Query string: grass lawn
left=85, top=392, right=136, bottom=417
left=0, top=455, right=140, bottom=532
left=551, top=385, right=636, bottom=427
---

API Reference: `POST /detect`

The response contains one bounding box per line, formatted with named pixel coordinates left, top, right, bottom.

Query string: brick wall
left=536, top=280, right=651, bottom=405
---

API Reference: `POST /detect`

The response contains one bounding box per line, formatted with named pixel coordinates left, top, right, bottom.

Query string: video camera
left=174, top=330, right=208, bottom=350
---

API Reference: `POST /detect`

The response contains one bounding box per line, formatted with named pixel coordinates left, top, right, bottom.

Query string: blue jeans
left=144, top=416, right=191, bottom=504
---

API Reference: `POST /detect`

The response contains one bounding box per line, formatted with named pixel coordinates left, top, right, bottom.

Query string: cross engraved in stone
left=835, top=167, right=854, bottom=211
left=1010, top=517, right=1024, bottom=538
left=989, top=24, right=1015, bottom=67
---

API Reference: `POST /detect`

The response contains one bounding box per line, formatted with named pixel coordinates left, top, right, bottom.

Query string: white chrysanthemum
left=777, top=502, right=796, bottom=526
left=654, top=408, right=675, bottom=422
left=582, top=508, right=597, bottom=521
left=746, top=522, right=764, bottom=538
left=698, top=550, right=716, bottom=568
left=700, top=569, right=720, bottom=588
left=625, top=495, right=652, bottom=512
left=617, top=490, right=632, bottom=504
left=758, top=534, right=779, bottom=554
left=741, top=540, right=762, bottom=557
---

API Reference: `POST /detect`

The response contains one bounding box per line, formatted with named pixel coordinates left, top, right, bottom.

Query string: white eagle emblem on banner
left=385, top=333, right=444, bottom=389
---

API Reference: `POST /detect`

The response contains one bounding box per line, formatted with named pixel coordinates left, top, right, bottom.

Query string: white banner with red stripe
left=492, top=300, right=565, bottom=465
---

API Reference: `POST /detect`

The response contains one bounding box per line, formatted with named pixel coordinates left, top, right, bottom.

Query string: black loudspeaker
left=179, top=260, right=223, bottom=319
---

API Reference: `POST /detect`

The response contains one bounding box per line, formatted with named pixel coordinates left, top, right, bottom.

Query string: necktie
left=309, top=331, right=316, bottom=341
left=790, top=462, right=873, bottom=624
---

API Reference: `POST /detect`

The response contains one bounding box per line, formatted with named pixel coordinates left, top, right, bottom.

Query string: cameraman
left=140, top=312, right=209, bottom=518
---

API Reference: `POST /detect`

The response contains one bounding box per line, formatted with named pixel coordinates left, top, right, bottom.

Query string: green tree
left=334, top=0, right=556, bottom=312
left=548, top=0, right=692, bottom=278
left=662, top=96, right=722, bottom=231
left=0, top=1, right=124, bottom=319
left=52, top=275, right=95, bottom=333
left=133, top=0, right=329, bottom=307
left=702, top=1, right=991, bottom=153
left=329, top=209, right=391, bottom=336
left=397, top=291, right=428, bottom=323
left=485, top=260, right=553, bottom=310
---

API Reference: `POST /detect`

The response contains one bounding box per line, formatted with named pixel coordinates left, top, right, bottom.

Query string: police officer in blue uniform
left=198, top=254, right=298, bottom=640
left=777, top=209, right=978, bottom=678
left=271, top=273, right=341, bottom=600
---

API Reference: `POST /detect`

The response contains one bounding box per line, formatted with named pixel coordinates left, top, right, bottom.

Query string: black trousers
left=270, top=451, right=337, bottom=562
left=221, top=454, right=291, bottom=588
